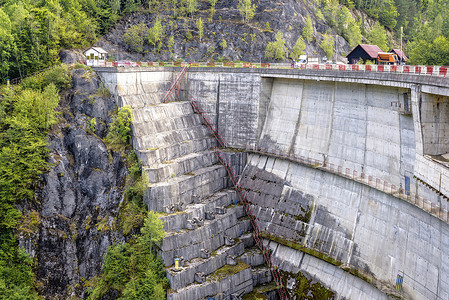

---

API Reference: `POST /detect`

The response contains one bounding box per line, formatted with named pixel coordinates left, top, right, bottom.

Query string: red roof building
left=390, top=49, right=408, bottom=63
left=346, top=44, right=382, bottom=64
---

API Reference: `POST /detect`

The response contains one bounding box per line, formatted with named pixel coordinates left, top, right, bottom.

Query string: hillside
left=98, top=0, right=354, bottom=63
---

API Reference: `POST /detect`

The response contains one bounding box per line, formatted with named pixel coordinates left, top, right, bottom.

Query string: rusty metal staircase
left=189, top=97, right=289, bottom=300
left=162, top=63, right=191, bottom=103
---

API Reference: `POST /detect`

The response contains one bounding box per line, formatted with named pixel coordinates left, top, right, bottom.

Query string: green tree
left=264, top=21, right=271, bottom=32
left=106, top=106, right=133, bottom=147
left=209, top=0, right=218, bottom=18
left=220, top=38, right=227, bottom=49
left=123, top=23, right=148, bottom=53
left=291, top=36, right=306, bottom=61
left=146, top=16, right=164, bottom=50
left=185, top=0, right=198, bottom=17
left=87, top=212, right=168, bottom=299
left=0, top=65, right=69, bottom=299
left=265, top=31, right=286, bottom=60
left=378, top=0, right=398, bottom=29
left=196, top=17, right=204, bottom=41
left=345, top=20, right=362, bottom=48
left=237, top=0, right=256, bottom=24
left=302, top=15, right=313, bottom=42
left=369, top=21, right=388, bottom=51
left=0, top=8, right=14, bottom=81
left=320, top=32, right=334, bottom=60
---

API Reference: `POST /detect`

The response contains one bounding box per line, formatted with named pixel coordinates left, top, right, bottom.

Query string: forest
left=1, top=0, right=449, bottom=83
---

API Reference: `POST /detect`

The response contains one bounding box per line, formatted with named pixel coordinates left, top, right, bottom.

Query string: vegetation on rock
left=0, top=64, right=71, bottom=299
left=87, top=211, right=167, bottom=299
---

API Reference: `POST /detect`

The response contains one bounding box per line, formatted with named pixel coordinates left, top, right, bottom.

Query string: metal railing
left=92, top=60, right=449, bottom=78
left=214, top=147, right=289, bottom=300
left=243, top=144, right=449, bottom=225
left=190, top=97, right=226, bottom=148
left=189, top=97, right=288, bottom=299
left=162, top=63, right=190, bottom=103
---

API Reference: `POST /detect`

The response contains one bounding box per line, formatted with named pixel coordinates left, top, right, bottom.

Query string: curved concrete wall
left=97, top=67, right=449, bottom=299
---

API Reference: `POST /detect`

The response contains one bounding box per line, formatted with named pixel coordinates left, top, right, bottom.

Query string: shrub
left=265, top=31, right=286, bottom=60
left=106, top=106, right=133, bottom=149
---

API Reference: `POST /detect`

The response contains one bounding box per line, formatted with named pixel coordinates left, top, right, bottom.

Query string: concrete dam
left=97, top=66, right=449, bottom=300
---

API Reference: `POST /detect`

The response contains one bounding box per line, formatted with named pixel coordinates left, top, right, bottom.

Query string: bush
left=87, top=212, right=167, bottom=299
left=265, top=32, right=286, bottom=60
left=106, top=106, right=133, bottom=148
left=124, top=23, right=148, bottom=53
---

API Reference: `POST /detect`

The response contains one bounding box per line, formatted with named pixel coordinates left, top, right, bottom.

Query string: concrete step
left=239, top=246, right=266, bottom=268
left=121, top=93, right=162, bottom=108
left=166, top=260, right=253, bottom=300
left=146, top=165, right=229, bottom=212
left=239, top=232, right=256, bottom=248
left=132, top=113, right=203, bottom=136
left=144, top=150, right=218, bottom=183
left=161, top=207, right=251, bottom=266
left=136, top=136, right=217, bottom=166
left=132, top=101, right=194, bottom=123
left=251, top=266, right=273, bottom=287
left=166, top=241, right=245, bottom=291
left=161, top=190, right=239, bottom=232
left=134, top=124, right=212, bottom=150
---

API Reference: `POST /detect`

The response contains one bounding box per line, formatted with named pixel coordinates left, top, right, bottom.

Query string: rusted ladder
left=190, top=98, right=289, bottom=299
left=162, top=63, right=191, bottom=103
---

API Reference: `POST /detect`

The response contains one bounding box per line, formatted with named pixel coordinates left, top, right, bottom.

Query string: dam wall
left=97, top=67, right=449, bottom=299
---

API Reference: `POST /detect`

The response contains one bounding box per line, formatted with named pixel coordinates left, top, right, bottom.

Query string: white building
left=84, top=47, right=108, bottom=66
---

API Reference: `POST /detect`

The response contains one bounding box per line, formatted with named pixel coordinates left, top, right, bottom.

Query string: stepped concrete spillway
left=97, top=66, right=449, bottom=299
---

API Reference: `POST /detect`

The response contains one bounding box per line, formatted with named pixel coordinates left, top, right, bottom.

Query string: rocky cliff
left=98, top=0, right=352, bottom=63
left=19, top=63, right=129, bottom=299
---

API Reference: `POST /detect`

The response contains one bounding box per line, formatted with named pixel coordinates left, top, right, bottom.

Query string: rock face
left=98, top=0, right=351, bottom=63
left=24, top=67, right=128, bottom=298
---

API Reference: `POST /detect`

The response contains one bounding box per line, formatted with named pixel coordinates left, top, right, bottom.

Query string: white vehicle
left=294, top=55, right=308, bottom=68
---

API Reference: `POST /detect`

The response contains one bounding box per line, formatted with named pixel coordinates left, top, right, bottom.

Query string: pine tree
left=291, top=36, right=306, bottom=61
left=265, top=31, right=286, bottom=60
left=196, top=17, right=204, bottom=41
left=302, top=15, right=313, bottom=42
left=237, top=0, right=256, bottom=24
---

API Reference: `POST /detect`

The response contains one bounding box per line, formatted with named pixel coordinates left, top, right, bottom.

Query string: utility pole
left=400, top=26, right=403, bottom=64
left=334, top=35, right=337, bottom=63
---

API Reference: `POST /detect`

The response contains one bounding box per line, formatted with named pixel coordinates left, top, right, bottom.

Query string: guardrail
left=90, top=60, right=449, bottom=77
left=243, top=144, right=449, bottom=225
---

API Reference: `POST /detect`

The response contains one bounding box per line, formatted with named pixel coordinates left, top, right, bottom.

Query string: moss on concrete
left=207, top=260, right=249, bottom=282
left=259, top=231, right=342, bottom=267
left=289, top=271, right=335, bottom=300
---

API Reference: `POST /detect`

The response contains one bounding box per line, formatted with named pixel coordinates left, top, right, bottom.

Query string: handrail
left=243, top=144, right=449, bottom=225
left=162, top=63, right=191, bottom=103
left=188, top=96, right=288, bottom=298
left=190, top=97, right=227, bottom=148
left=214, top=147, right=289, bottom=300
left=90, top=60, right=449, bottom=78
